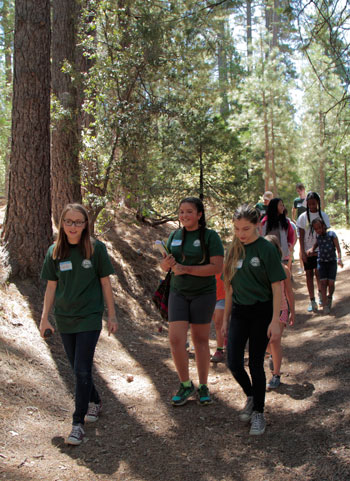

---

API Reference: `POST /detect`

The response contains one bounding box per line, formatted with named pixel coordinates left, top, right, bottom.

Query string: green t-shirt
left=293, top=197, right=307, bottom=218
left=255, top=202, right=267, bottom=219
left=167, top=228, right=224, bottom=296
left=41, top=240, right=115, bottom=333
left=231, top=236, right=286, bottom=305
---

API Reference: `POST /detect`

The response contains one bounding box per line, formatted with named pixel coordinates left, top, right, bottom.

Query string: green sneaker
left=171, top=382, right=195, bottom=406
left=197, top=384, right=213, bottom=405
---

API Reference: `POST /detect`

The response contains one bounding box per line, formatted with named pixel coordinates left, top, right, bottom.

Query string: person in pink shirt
left=265, top=235, right=295, bottom=390
left=261, top=198, right=295, bottom=264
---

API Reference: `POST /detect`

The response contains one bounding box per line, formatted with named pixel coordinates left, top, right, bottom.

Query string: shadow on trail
left=10, top=257, right=350, bottom=480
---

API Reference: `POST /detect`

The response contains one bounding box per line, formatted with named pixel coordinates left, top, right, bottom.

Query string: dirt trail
left=0, top=214, right=349, bottom=481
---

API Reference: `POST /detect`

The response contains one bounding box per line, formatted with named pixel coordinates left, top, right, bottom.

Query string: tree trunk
left=2, top=0, right=52, bottom=278
left=246, top=0, right=252, bottom=59
left=51, top=0, right=82, bottom=226
left=199, top=143, right=204, bottom=200
left=344, top=157, right=349, bottom=226
left=262, top=89, right=270, bottom=192
left=318, top=111, right=326, bottom=209
left=217, top=20, right=229, bottom=117
left=1, top=0, right=13, bottom=198
left=269, top=90, right=277, bottom=196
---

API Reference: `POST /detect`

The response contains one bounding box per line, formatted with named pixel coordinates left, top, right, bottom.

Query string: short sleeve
left=296, top=212, right=306, bottom=230
left=262, top=242, right=286, bottom=283
left=207, top=230, right=224, bottom=257
left=41, top=245, right=58, bottom=281
left=94, top=242, right=115, bottom=278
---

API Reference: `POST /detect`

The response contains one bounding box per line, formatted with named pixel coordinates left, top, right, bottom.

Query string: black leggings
left=61, top=330, right=101, bottom=425
left=227, top=301, right=272, bottom=413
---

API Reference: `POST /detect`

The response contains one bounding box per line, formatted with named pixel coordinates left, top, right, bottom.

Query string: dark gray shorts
left=168, top=290, right=216, bottom=324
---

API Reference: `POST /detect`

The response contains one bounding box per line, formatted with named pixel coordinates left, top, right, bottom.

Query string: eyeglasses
left=63, top=219, right=86, bottom=227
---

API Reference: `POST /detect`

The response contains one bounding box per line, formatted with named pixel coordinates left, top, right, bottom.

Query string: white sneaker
left=67, top=424, right=85, bottom=445
left=249, top=411, right=266, bottom=435
left=85, top=402, right=102, bottom=422
left=239, top=396, right=254, bottom=422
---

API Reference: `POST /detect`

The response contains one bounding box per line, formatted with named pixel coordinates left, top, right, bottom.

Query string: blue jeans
left=227, top=301, right=272, bottom=413
left=60, top=330, right=101, bottom=425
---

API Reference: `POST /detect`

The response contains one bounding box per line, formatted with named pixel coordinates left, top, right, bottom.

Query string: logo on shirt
left=193, top=239, right=201, bottom=247
left=82, top=259, right=93, bottom=269
left=250, top=257, right=261, bottom=267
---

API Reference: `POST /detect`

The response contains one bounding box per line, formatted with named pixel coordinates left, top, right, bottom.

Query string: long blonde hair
left=224, top=204, right=260, bottom=290
left=53, top=203, right=94, bottom=260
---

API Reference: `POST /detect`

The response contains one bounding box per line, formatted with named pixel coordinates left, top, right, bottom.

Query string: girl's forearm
left=223, top=287, right=233, bottom=324
left=183, top=263, right=222, bottom=276
left=101, top=276, right=116, bottom=319
left=41, top=281, right=57, bottom=321
left=271, top=282, right=282, bottom=323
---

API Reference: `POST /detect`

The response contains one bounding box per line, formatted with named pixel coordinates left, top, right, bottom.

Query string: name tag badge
left=236, top=259, right=243, bottom=269
left=59, top=261, right=73, bottom=272
left=171, top=239, right=182, bottom=246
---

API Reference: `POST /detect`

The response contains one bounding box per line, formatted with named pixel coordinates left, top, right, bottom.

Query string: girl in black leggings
left=222, top=204, right=286, bottom=435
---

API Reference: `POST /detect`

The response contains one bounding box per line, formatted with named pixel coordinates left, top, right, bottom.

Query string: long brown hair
left=52, top=203, right=94, bottom=260
left=224, top=204, right=260, bottom=289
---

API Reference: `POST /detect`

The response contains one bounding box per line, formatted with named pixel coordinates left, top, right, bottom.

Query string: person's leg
left=247, top=302, right=272, bottom=413
left=305, top=268, right=315, bottom=300
left=212, top=308, right=225, bottom=349
left=168, top=321, right=190, bottom=382
left=61, top=330, right=101, bottom=425
left=328, top=280, right=335, bottom=298
left=191, top=323, right=211, bottom=385
left=268, top=323, right=284, bottom=376
left=227, top=306, right=252, bottom=397
left=320, top=279, right=328, bottom=308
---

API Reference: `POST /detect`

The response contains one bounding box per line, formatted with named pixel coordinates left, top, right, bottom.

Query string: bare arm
left=283, top=266, right=295, bottom=326
left=292, top=207, right=297, bottom=223
left=171, top=255, right=223, bottom=277
left=299, top=228, right=308, bottom=263
left=267, top=281, right=282, bottom=342
left=100, top=276, right=118, bottom=336
left=40, top=280, right=57, bottom=337
left=221, top=284, right=233, bottom=338
left=307, top=240, right=318, bottom=256
left=333, top=236, right=343, bottom=267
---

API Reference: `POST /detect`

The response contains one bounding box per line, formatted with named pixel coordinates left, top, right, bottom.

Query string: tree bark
left=246, top=0, right=252, bottom=59
left=2, top=0, right=52, bottom=278
left=1, top=0, right=13, bottom=198
left=51, top=0, right=82, bottom=226
left=344, top=157, right=349, bottom=226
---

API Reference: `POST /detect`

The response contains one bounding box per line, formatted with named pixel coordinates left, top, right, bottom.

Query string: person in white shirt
left=296, top=192, right=330, bottom=313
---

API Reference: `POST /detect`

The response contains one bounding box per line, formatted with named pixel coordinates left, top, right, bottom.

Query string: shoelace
left=70, top=425, right=83, bottom=438
left=87, top=404, right=100, bottom=416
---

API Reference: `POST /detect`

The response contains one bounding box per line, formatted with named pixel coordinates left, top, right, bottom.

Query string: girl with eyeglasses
left=40, top=203, right=117, bottom=445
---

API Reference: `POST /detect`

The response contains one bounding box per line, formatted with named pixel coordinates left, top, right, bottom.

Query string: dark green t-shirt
left=293, top=197, right=307, bottom=218
left=231, top=236, right=286, bottom=305
left=167, top=228, right=224, bottom=296
left=41, top=240, right=115, bottom=333
left=255, top=202, right=267, bottom=219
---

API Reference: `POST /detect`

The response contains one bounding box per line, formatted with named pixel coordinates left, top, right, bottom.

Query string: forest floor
left=0, top=204, right=350, bottom=481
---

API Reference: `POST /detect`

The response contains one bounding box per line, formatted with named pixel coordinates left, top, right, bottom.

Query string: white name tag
left=59, top=261, right=73, bottom=272
left=171, top=240, right=182, bottom=246
left=236, top=259, right=243, bottom=269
